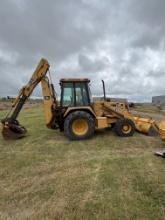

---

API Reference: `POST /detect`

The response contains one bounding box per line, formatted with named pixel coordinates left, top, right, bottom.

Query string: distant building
left=108, top=97, right=128, bottom=103
left=152, top=96, right=165, bottom=106
left=93, top=96, right=127, bottom=103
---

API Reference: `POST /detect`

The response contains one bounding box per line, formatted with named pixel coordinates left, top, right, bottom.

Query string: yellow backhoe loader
left=1, top=58, right=165, bottom=141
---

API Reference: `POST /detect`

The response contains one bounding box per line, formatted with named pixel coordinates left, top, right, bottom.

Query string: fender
left=64, top=106, right=96, bottom=118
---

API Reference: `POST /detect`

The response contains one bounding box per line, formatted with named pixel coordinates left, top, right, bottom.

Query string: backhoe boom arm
left=12, top=58, right=50, bottom=107
left=1, top=58, right=57, bottom=139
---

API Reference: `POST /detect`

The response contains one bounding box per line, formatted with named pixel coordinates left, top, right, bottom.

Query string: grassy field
left=0, top=108, right=165, bottom=220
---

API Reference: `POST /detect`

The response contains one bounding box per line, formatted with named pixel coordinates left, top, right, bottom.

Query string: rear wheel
left=64, top=111, right=95, bottom=140
left=114, top=118, right=135, bottom=137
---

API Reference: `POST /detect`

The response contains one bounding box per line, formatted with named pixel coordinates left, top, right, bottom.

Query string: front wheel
left=64, top=111, right=95, bottom=140
left=114, top=118, right=135, bottom=137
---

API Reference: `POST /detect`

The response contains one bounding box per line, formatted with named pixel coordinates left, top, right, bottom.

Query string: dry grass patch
left=0, top=107, right=165, bottom=220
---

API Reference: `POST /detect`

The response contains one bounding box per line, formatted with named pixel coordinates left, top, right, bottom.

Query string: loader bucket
left=133, top=117, right=158, bottom=136
left=159, top=121, right=165, bottom=141
left=1, top=122, right=27, bottom=140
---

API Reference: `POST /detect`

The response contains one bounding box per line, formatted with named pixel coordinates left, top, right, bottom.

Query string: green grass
left=0, top=108, right=165, bottom=220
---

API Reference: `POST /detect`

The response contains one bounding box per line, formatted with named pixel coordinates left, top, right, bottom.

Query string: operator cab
left=60, top=78, right=91, bottom=107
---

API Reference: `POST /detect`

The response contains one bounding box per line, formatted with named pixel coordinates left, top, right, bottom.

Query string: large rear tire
left=64, top=111, right=95, bottom=140
left=114, top=118, right=135, bottom=137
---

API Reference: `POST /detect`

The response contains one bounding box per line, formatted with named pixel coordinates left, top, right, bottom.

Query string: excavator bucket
left=133, top=117, right=159, bottom=136
left=159, top=120, right=165, bottom=141
left=1, top=121, right=27, bottom=140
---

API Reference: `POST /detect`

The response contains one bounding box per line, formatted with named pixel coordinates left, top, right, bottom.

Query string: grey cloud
left=0, top=0, right=165, bottom=102
left=128, top=0, right=165, bottom=49
left=129, top=0, right=165, bottom=27
left=132, top=29, right=162, bottom=49
left=0, top=0, right=110, bottom=65
left=78, top=54, right=110, bottom=72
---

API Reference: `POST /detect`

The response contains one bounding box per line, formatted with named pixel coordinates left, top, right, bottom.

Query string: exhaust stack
left=102, top=80, right=106, bottom=101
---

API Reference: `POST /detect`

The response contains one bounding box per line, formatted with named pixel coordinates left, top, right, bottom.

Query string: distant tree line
left=0, top=96, right=42, bottom=102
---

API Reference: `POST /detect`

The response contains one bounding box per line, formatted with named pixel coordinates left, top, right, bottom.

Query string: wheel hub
left=122, top=125, right=132, bottom=134
left=72, top=119, right=88, bottom=136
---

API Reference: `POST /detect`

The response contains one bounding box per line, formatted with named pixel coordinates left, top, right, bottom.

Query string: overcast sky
left=0, top=0, right=165, bottom=102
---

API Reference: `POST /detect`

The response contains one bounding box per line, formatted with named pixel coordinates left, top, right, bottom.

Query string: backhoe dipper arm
left=41, top=76, right=57, bottom=127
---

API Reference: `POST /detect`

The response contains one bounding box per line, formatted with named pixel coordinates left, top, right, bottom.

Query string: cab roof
left=60, top=78, right=90, bottom=83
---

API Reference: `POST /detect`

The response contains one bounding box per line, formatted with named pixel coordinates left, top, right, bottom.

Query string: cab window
left=61, top=82, right=90, bottom=107
left=75, top=83, right=89, bottom=106
left=62, top=83, right=74, bottom=107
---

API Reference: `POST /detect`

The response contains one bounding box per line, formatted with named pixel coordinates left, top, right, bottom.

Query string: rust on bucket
left=1, top=120, right=27, bottom=140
